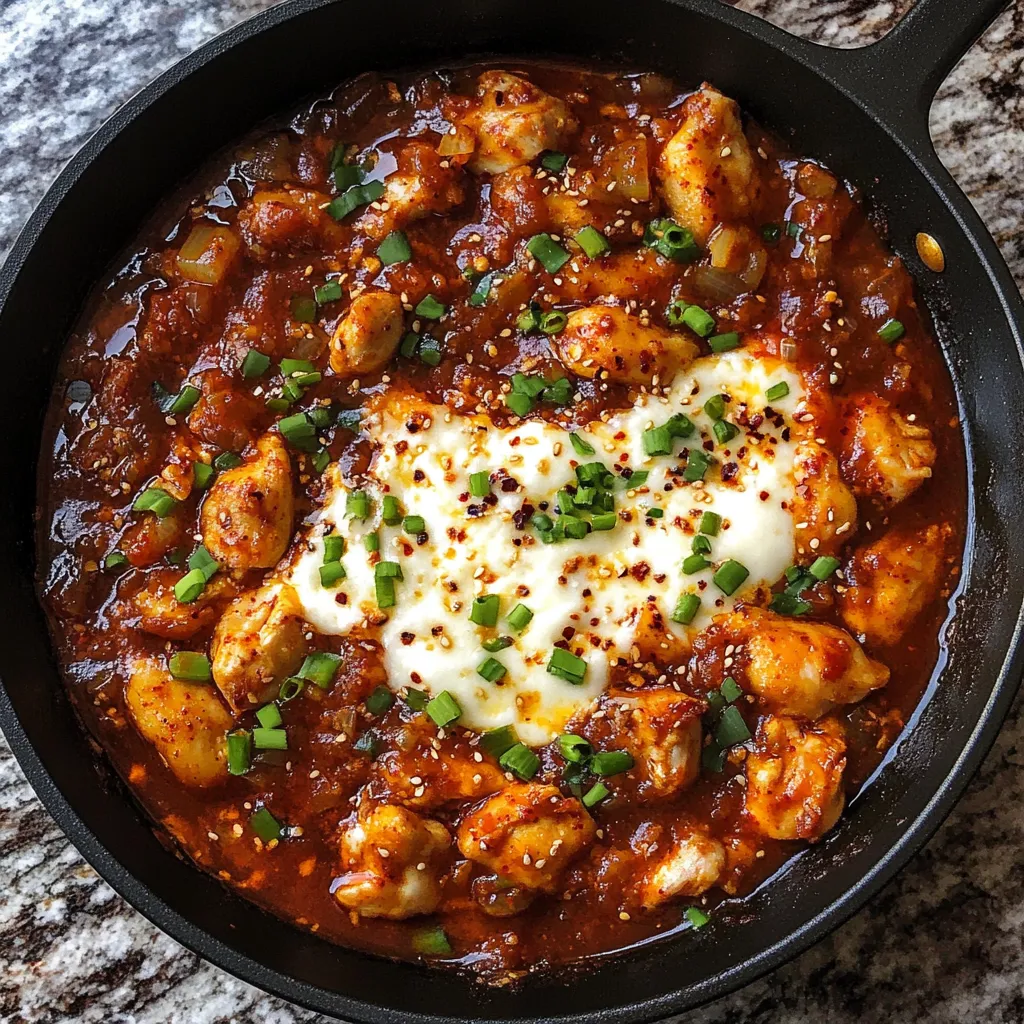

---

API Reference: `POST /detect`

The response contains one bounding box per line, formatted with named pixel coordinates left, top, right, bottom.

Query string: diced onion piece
left=438, top=124, right=476, bottom=158
left=693, top=265, right=747, bottom=303
left=176, top=224, right=240, bottom=285
left=594, top=137, right=650, bottom=202
left=797, top=162, right=838, bottom=199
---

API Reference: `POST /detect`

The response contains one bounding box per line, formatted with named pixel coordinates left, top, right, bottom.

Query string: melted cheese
left=289, top=351, right=804, bottom=745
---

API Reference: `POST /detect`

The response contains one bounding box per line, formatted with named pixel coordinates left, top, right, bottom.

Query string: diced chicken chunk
left=583, top=688, right=703, bottom=802
left=457, top=784, right=595, bottom=892
left=727, top=607, right=889, bottom=719
left=333, top=802, right=451, bottom=919
left=839, top=523, right=954, bottom=645
left=329, top=290, right=404, bottom=378
left=357, top=142, right=465, bottom=240
left=460, top=72, right=577, bottom=175
left=237, top=188, right=337, bottom=253
left=210, top=583, right=307, bottom=714
left=657, top=85, right=757, bottom=246
left=124, top=658, right=231, bottom=787
left=637, top=824, right=726, bottom=908
left=200, top=432, right=294, bottom=571
left=745, top=715, right=846, bottom=841
left=838, top=395, right=937, bottom=504
left=553, top=305, right=699, bottom=386
left=791, top=442, right=859, bottom=557
left=130, top=569, right=237, bottom=640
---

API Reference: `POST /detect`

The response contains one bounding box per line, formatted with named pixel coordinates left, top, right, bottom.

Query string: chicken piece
left=200, top=433, right=294, bottom=572
left=457, top=784, right=596, bottom=892
left=556, top=248, right=676, bottom=305
left=121, top=510, right=185, bottom=568
left=237, top=187, right=336, bottom=253
left=186, top=368, right=264, bottom=454
left=333, top=802, right=451, bottom=919
left=460, top=72, right=577, bottom=175
left=637, top=823, right=726, bottom=908
left=131, top=569, right=237, bottom=640
left=745, top=715, right=846, bottom=841
left=124, top=658, right=231, bottom=787
left=657, top=85, right=758, bottom=246
left=553, top=305, right=699, bottom=386
left=210, top=583, right=307, bottom=714
left=582, top=688, right=704, bottom=802
left=839, top=523, right=953, bottom=646
left=329, top=290, right=404, bottom=378
left=791, top=442, right=858, bottom=557
left=357, top=142, right=465, bottom=240
left=727, top=607, right=889, bottom=719
left=838, top=395, right=937, bottom=504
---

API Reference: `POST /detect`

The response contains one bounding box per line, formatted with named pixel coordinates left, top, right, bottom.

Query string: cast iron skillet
left=1, top=0, right=1022, bottom=1020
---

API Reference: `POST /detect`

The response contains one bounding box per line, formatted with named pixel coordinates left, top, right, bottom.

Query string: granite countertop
left=1, top=1, right=1022, bottom=1021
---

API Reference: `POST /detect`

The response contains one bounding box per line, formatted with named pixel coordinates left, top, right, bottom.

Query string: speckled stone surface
left=1, top=2, right=1022, bottom=1022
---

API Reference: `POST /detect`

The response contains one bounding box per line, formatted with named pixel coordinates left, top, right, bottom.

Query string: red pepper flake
left=401, top=632, right=415, bottom=645
left=721, top=462, right=739, bottom=482
left=630, top=562, right=651, bottom=582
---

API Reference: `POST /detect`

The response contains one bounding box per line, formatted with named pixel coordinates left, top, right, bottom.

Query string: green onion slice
left=168, top=651, right=211, bottom=682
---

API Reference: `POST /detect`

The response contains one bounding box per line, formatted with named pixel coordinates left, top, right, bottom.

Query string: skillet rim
left=2, top=0, right=1024, bottom=1021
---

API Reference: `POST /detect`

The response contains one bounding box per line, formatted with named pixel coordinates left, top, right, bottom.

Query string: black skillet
left=0, top=0, right=1021, bottom=1020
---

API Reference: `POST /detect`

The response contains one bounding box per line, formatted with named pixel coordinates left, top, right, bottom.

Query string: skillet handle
left=793, top=0, right=1010, bottom=143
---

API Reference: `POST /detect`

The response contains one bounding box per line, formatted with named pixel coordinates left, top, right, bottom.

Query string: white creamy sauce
left=288, top=351, right=804, bottom=745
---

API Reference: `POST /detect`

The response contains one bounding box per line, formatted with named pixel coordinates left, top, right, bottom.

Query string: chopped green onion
left=683, top=449, right=713, bottom=483
left=526, top=233, right=570, bottom=273
left=363, top=532, right=379, bottom=553
left=499, top=742, right=540, bottom=781
left=132, top=487, right=177, bottom=518
left=213, top=451, right=243, bottom=471
left=353, top=729, right=382, bottom=757
left=280, top=358, right=317, bottom=377
left=319, top=561, right=347, bottom=587
left=480, top=725, right=519, bottom=759
left=547, top=647, right=587, bottom=684
left=542, top=376, right=572, bottom=404
left=279, top=677, right=305, bottom=702
left=558, top=734, right=591, bottom=763
left=516, top=305, right=541, bottom=332
left=250, top=807, right=281, bottom=842
left=592, top=513, right=617, bottom=531
left=582, top=782, right=610, bottom=808
left=569, top=432, right=595, bottom=457
left=878, top=318, right=905, bottom=343
left=540, top=150, right=568, bottom=172
left=769, top=592, right=813, bottom=616
left=326, top=179, right=385, bottom=221
left=278, top=412, right=318, bottom=452
left=765, top=381, right=790, bottom=402
left=332, top=162, right=363, bottom=190
left=643, top=424, right=673, bottom=457
left=708, top=332, right=741, bottom=353
left=256, top=703, right=283, bottom=730
left=403, top=687, right=428, bottom=711
left=643, top=218, right=700, bottom=262
left=692, top=534, right=712, bottom=555
left=168, top=651, right=211, bottom=682
left=809, top=555, right=841, bottom=580
left=399, top=332, right=419, bottom=359
left=298, top=652, right=342, bottom=689
left=646, top=507, right=665, bottom=520
left=291, top=295, right=317, bottom=323
left=506, top=391, right=532, bottom=417
left=366, top=685, right=395, bottom=716
left=187, top=545, right=219, bottom=581
left=426, top=690, right=462, bottom=728
left=720, top=677, right=743, bottom=702
left=226, top=730, right=251, bottom=776
left=381, top=495, right=401, bottom=525
left=166, top=384, right=201, bottom=416
left=682, top=553, right=710, bottom=574
left=377, top=230, right=412, bottom=265
left=574, top=225, right=610, bottom=258
left=671, top=593, right=701, bottom=625
left=414, top=294, right=446, bottom=319
left=713, top=419, right=739, bottom=445
left=411, top=925, right=452, bottom=956
left=313, top=280, right=343, bottom=305
left=482, top=635, right=513, bottom=652
left=713, top=559, right=749, bottom=596
left=786, top=220, right=803, bottom=239
left=699, top=511, right=721, bottom=536
left=477, top=657, right=507, bottom=683
left=193, top=462, right=214, bottom=490
left=375, top=575, right=396, bottom=609
left=253, top=727, right=288, bottom=751
left=682, top=304, right=716, bottom=337
left=323, top=535, right=344, bottom=563
left=507, top=603, right=533, bottom=632
left=469, top=471, right=491, bottom=498
left=470, top=594, right=500, bottom=627
left=685, top=906, right=710, bottom=929
left=103, top=551, right=128, bottom=570
left=173, top=568, right=207, bottom=604
left=715, top=705, right=751, bottom=746
left=590, top=750, right=634, bottom=776
left=625, top=469, right=649, bottom=488
left=538, top=310, right=568, bottom=335
left=703, top=394, right=726, bottom=421
left=346, top=490, right=371, bottom=520
left=468, top=271, right=496, bottom=306
left=403, top=514, right=425, bottom=535
left=241, top=348, right=271, bottom=379
left=702, top=742, right=726, bottom=773
left=668, top=413, right=696, bottom=438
